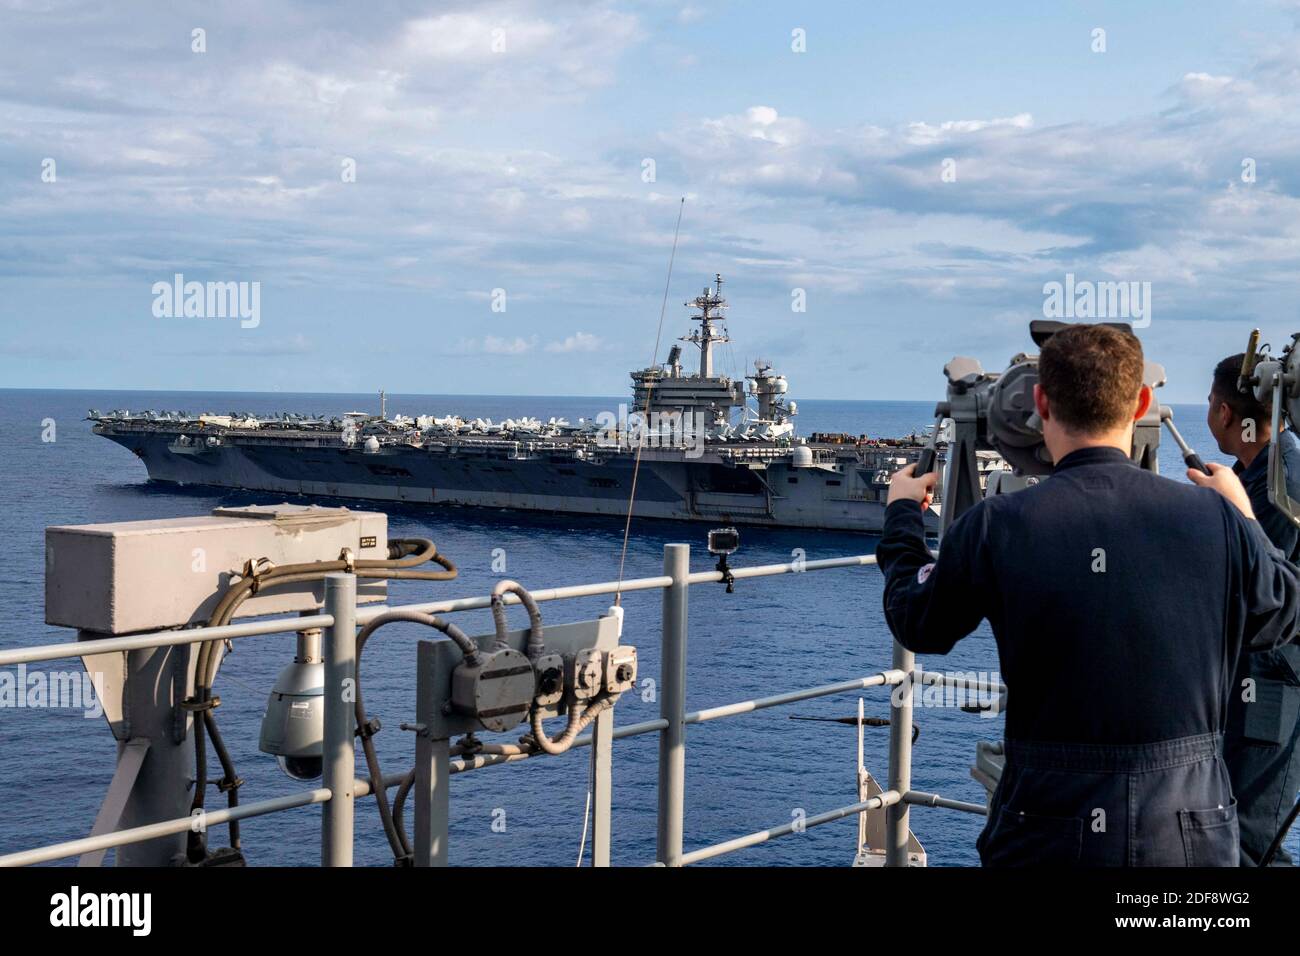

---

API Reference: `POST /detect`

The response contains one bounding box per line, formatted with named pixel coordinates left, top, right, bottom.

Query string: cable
left=353, top=610, right=477, bottom=863
left=615, top=197, right=685, bottom=606
left=490, top=579, right=545, bottom=658
left=391, top=768, right=418, bottom=859
left=184, top=538, right=458, bottom=863
left=343, top=577, right=620, bottom=864
left=528, top=695, right=615, bottom=756
left=576, top=749, right=594, bottom=868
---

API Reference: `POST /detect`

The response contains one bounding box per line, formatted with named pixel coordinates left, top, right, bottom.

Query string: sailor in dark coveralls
left=877, top=325, right=1300, bottom=866
left=1207, top=353, right=1300, bottom=865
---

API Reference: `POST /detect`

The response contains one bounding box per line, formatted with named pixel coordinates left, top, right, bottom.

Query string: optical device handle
left=1185, top=451, right=1211, bottom=476
left=914, top=413, right=945, bottom=476
left=1160, top=411, right=1211, bottom=476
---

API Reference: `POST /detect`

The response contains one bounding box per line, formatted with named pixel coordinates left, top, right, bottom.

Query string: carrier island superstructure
left=91, top=276, right=1004, bottom=533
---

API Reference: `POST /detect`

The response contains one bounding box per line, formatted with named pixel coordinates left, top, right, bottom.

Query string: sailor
left=877, top=324, right=1300, bottom=866
left=1206, top=353, right=1300, bottom=865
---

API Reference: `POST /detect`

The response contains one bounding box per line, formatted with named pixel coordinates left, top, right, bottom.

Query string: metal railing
left=0, top=544, right=1001, bottom=867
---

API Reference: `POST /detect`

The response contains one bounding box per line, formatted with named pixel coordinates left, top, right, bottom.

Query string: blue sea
left=0, top=388, right=1294, bottom=867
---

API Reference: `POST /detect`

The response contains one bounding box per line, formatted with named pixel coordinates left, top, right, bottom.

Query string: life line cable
left=614, top=197, right=685, bottom=607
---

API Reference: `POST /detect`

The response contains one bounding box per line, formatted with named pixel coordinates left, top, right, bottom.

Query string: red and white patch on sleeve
left=917, top=562, right=935, bottom=584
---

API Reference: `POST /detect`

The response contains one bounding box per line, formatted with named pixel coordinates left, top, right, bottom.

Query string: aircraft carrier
left=91, top=276, right=1001, bottom=533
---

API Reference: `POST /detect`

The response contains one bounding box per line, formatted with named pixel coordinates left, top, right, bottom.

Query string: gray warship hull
left=95, top=425, right=941, bottom=533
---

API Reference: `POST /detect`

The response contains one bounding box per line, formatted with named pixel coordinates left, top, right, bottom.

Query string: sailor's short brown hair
left=1212, top=353, right=1270, bottom=426
left=1037, top=324, right=1145, bottom=435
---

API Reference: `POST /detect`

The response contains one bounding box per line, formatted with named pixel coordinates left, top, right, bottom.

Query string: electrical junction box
left=603, top=646, right=638, bottom=694
left=45, top=504, right=389, bottom=635
left=419, top=614, right=630, bottom=739
left=568, top=647, right=605, bottom=701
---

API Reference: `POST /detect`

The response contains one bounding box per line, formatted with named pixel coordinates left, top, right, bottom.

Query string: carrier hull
left=98, top=429, right=937, bottom=534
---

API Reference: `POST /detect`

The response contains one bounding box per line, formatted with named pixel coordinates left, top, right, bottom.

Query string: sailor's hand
left=1187, top=461, right=1256, bottom=519
left=888, top=463, right=939, bottom=510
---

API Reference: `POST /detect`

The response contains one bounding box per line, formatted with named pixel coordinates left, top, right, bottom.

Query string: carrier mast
left=682, top=274, right=729, bottom=378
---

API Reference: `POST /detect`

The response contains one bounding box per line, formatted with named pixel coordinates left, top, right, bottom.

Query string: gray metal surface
left=411, top=614, right=622, bottom=865
left=590, top=708, right=614, bottom=867
left=78, top=738, right=150, bottom=867
left=656, top=543, right=689, bottom=867
left=95, top=635, right=196, bottom=865
left=885, top=641, right=916, bottom=867
left=46, top=505, right=387, bottom=634
left=321, top=574, right=356, bottom=867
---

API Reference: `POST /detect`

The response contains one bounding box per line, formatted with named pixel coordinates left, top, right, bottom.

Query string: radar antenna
left=681, top=273, right=730, bottom=378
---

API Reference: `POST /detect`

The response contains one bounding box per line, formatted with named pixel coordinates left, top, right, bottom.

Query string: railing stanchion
left=414, top=640, right=454, bottom=865
left=321, top=573, right=356, bottom=867
left=590, top=706, right=614, bottom=866
left=656, top=543, right=690, bottom=866
left=885, top=639, right=915, bottom=867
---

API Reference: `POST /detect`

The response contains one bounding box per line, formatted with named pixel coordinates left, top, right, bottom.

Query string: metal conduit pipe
left=187, top=539, right=457, bottom=863
left=488, top=577, right=617, bottom=757
left=353, top=577, right=584, bottom=857
left=193, top=544, right=455, bottom=719
left=186, top=568, right=385, bottom=858
left=198, top=540, right=455, bottom=688
left=200, top=710, right=242, bottom=848
left=489, top=579, right=545, bottom=657
left=198, top=555, right=458, bottom=693
left=360, top=755, right=489, bottom=862
left=529, top=695, right=616, bottom=756
left=201, top=539, right=427, bottom=633
left=192, top=564, right=369, bottom=856
left=356, top=610, right=478, bottom=667
left=391, top=769, right=418, bottom=851
left=353, top=610, right=478, bottom=863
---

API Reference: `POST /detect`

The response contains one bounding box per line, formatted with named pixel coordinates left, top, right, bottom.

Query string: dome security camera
left=259, top=651, right=324, bottom=781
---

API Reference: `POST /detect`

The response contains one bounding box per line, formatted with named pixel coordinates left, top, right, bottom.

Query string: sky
left=4, top=0, right=1300, bottom=401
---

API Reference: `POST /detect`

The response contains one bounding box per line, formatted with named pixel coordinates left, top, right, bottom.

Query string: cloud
left=484, top=335, right=535, bottom=354
left=905, top=113, right=1034, bottom=146
left=441, top=334, right=538, bottom=355
left=7, top=4, right=1300, bottom=398
left=544, top=331, right=602, bottom=352
left=161, top=333, right=316, bottom=357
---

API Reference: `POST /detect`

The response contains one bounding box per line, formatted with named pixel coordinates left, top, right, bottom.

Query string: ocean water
left=0, top=388, right=1294, bottom=867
